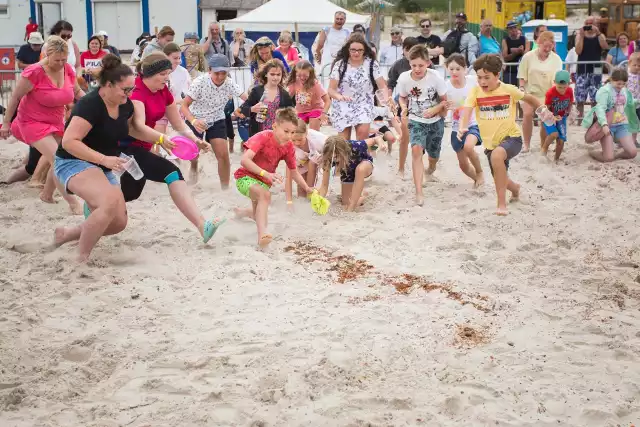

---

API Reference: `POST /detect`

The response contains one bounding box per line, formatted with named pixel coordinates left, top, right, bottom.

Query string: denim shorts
left=542, top=116, right=567, bottom=142
left=409, top=118, right=445, bottom=159
left=451, top=125, right=482, bottom=153
left=54, top=156, right=118, bottom=195
left=610, top=123, right=631, bottom=141
left=485, top=136, right=523, bottom=176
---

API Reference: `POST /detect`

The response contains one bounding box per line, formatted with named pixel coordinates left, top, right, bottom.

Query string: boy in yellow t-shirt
left=459, top=54, right=554, bottom=216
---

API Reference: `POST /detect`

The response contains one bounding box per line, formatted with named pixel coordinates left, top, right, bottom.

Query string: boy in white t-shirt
left=397, top=44, right=448, bottom=206
left=445, top=53, right=484, bottom=188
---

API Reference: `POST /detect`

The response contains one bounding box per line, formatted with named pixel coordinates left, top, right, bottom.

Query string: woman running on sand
left=0, top=36, right=84, bottom=214
left=53, top=55, right=176, bottom=261
left=119, top=52, right=225, bottom=243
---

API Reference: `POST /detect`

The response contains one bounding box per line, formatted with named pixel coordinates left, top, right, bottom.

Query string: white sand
left=1, top=125, right=640, bottom=427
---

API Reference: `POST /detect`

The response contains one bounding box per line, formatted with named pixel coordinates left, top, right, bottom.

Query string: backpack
left=443, top=29, right=469, bottom=60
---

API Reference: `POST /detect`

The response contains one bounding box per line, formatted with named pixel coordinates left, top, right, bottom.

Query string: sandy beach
left=1, top=124, right=640, bottom=427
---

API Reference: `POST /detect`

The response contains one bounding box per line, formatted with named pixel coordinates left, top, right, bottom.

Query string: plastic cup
left=535, top=106, right=556, bottom=127
left=171, top=135, right=200, bottom=161
left=375, top=89, right=389, bottom=105
left=113, top=153, right=144, bottom=180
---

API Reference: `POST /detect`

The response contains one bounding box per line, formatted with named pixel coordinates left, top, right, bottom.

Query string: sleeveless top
left=504, top=35, right=526, bottom=74
left=577, top=36, right=602, bottom=74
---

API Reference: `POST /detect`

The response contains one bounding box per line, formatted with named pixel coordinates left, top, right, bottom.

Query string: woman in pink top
left=275, top=31, right=300, bottom=69
left=0, top=36, right=84, bottom=213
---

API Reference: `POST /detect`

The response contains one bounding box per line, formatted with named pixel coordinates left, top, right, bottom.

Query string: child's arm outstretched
left=240, top=150, right=283, bottom=185
left=285, top=167, right=314, bottom=208
left=457, top=106, right=473, bottom=139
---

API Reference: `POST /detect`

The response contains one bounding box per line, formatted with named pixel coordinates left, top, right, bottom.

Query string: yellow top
left=464, top=83, right=524, bottom=150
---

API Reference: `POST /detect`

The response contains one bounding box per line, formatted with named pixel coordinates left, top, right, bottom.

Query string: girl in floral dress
left=327, top=34, right=388, bottom=140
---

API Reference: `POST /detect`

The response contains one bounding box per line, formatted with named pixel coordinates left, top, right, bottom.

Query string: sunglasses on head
left=256, top=42, right=272, bottom=47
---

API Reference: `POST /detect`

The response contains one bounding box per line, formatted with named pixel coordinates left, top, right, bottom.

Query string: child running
left=542, top=70, right=574, bottom=162
left=318, top=134, right=384, bottom=212
left=582, top=67, right=638, bottom=162
left=287, top=60, right=330, bottom=131
left=397, top=44, right=448, bottom=206
left=459, top=54, right=555, bottom=216
left=371, top=103, right=401, bottom=153
left=233, top=108, right=314, bottom=248
left=445, top=53, right=484, bottom=188
left=287, top=119, right=327, bottom=202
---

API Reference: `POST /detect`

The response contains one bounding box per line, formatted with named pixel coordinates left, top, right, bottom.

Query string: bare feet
left=54, top=227, right=76, bottom=247
left=510, top=184, right=521, bottom=202
left=496, top=206, right=509, bottom=216
left=522, top=145, right=530, bottom=153
left=27, top=180, right=45, bottom=188
left=40, top=193, right=56, bottom=204
left=473, top=172, right=485, bottom=189
left=69, top=202, right=84, bottom=215
left=397, top=169, right=406, bottom=180
left=415, top=194, right=424, bottom=207
left=234, top=207, right=254, bottom=220
left=258, top=234, right=273, bottom=248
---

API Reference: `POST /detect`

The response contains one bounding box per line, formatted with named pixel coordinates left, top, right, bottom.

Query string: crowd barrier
left=0, top=61, right=615, bottom=123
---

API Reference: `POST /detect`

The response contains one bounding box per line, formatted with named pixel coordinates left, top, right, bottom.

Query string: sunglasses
left=60, top=34, right=72, bottom=40
left=256, top=42, right=272, bottom=47
left=349, top=48, right=365, bottom=53
left=421, top=25, right=430, bottom=28
left=391, top=32, right=401, bottom=35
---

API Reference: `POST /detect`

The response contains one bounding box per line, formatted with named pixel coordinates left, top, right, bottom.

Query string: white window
left=0, top=0, right=8, bottom=16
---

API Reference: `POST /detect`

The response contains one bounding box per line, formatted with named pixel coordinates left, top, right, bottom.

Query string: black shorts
left=120, top=145, right=184, bottom=202
left=186, top=118, right=227, bottom=141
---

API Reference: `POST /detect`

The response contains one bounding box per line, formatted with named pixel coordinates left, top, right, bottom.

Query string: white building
left=0, top=0, right=263, bottom=51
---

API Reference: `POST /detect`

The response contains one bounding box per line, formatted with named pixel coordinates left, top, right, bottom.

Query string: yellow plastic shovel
left=309, top=190, right=330, bottom=215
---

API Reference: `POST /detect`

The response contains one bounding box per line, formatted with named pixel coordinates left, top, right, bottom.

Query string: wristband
left=259, top=170, right=266, bottom=177
left=286, top=201, right=293, bottom=205
left=190, top=118, right=197, bottom=126
left=154, top=134, right=164, bottom=146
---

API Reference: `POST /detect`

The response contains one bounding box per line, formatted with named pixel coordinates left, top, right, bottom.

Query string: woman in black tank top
left=501, top=24, right=527, bottom=85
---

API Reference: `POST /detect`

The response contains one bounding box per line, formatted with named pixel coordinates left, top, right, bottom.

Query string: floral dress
left=260, top=93, right=281, bottom=131
left=329, top=58, right=382, bottom=132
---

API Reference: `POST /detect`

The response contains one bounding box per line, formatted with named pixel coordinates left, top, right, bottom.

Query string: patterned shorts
left=575, top=73, right=602, bottom=103
left=408, top=119, right=445, bottom=159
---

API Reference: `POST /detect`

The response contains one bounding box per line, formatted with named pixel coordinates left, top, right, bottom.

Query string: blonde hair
left=275, top=107, right=299, bottom=126
left=45, top=35, right=69, bottom=57
left=321, top=135, right=352, bottom=174
left=295, top=119, right=308, bottom=134
left=537, top=31, right=555, bottom=44
left=278, top=31, right=294, bottom=45
left=630, top=52, right=640, bottom=64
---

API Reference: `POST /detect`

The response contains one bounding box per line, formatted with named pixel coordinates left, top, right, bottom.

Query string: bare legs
left=167, top=180, right=207, bottom=237
left=31, top=135, right=82, bottom=214
left=211, top=137, right=230, bottom=189
left=54, top=168, right=127, bottom=262
left=521, top=102, right=534, bottom=152
left=456, top=134, right=484, bottom=187
left=589, top=134, right=638, bottom=162
left=411, top=145, right=425, bottom=206
left=234, top=184, right=272, bottom=247
left=398, top=118, right=409, bottom=176
left=490, top=147, right=520, bottom=216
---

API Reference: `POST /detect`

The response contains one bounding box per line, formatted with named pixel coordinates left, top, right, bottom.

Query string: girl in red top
left=233, top=107, right=313, bottom=248
left=0, top=36, right=84, bottom=213
left=80, top=35, right=107, bottom=87
left=121, top=52, right=225, bottom=243
left=287, top=60, right=330, bottom=131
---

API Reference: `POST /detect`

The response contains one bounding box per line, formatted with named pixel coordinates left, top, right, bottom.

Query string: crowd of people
left=0, top=13, right=638, bottom=262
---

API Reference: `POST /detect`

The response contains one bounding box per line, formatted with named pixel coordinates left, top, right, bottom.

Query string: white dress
left=329, top=58, right=382, bottom=132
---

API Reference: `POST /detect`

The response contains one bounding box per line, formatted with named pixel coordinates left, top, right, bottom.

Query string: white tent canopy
left=220, top=0, right=370, bottom=32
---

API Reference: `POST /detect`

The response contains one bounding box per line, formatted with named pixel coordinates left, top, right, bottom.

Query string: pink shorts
left=297, top=109, right=323, bottom=123
left=11, top=119, right=63, bottom=145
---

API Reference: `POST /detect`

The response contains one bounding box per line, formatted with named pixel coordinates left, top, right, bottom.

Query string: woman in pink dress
left=0, top=36, right=84, bottom=213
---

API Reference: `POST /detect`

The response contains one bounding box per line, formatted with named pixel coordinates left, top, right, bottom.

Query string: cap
left=28, top=32, right=44, bottom=45
left=97, top=30, right=108, bottom=37
left=208, top=54, right=230, bottom=72
left=255, top=36, right=274, bottom=47
left=456, top=13, right=467, bottom=20
left=390, top=25, right=402, bottom=33
left=184, top=31, right=199, bottom=40
left=506, top=21, right=518, bottom=29
left=554, top=70, right=570, bottom=84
